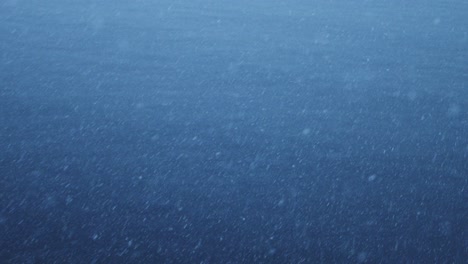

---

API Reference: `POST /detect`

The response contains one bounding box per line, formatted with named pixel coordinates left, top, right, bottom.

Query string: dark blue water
left=1, top=0, right=467, bottom=263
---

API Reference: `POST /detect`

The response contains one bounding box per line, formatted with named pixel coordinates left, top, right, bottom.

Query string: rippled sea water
left=1, top=0, right=467, bottom=263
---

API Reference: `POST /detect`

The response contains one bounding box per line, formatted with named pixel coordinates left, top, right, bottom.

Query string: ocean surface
left=1, top=0, right=467, bottom=263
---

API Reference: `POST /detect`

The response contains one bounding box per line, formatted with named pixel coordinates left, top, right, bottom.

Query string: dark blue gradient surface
left=1, top=0, right=467, bottom=263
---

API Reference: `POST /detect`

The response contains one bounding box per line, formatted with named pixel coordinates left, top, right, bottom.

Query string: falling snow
left=0, top=0, right=467, bottom=263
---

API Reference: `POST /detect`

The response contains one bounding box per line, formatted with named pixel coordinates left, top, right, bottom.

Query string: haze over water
left=1, top=0, right=467, bottom=263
